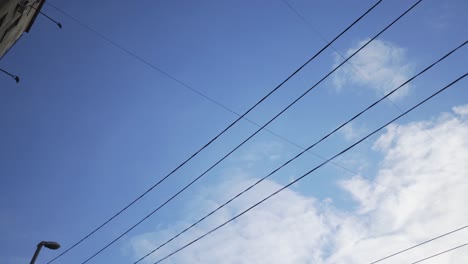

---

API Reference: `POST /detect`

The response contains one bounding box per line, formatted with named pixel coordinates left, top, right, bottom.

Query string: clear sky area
left=0, top=0, right=467, bottom=263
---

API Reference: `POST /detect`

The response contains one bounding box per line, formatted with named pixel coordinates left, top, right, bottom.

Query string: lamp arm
left=30, top=242, right=45, bottom=264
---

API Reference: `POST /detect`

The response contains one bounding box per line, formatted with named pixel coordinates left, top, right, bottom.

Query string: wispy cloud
left=340, top=122, right=366, bottom=141
left=238, top=141, right=284, bottom=163
left=332, top=39, right=414, bottom=100
left=130, top=105, right=468, bottom=264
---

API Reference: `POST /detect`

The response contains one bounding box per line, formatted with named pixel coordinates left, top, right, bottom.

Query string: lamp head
left=40, top=241, right=60, bottom=250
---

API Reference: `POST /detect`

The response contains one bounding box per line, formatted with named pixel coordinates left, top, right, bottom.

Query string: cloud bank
left=130, top=105, right=468, bottom=264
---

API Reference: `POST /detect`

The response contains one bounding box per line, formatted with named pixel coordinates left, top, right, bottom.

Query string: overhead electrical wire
left=281, top=0, right=406, bottom=113
left=44, top=1, right=365, bottom=181
left=46, top=0, right=366, bottom=186
left=45, top=1, right=385, bottom=263
left=77, top=1, right=424, bottom=263
left=281, top=0, right=441, bottom=145
left=44, top=0, right=372, bottom=176
left=149, top=73, right=467, bottom=264
left=132, top=40, right=467, bottom=263
left=43, top=0, right=372, bottom=186
left=410, top=242, right=468, bottom=264
left=370, top=224, right=468, bottom=263
left=45, top=3, right=237, bottom=117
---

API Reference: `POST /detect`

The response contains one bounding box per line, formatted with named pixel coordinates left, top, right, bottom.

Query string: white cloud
left=453, top=104, right=468, bottom=116
left=332, top=39, right=414, bottom=100
left=130, top=175, right=341, bottom=264
left=340, top=122, right=366, bottom=141
left=335, top=105, right=468, bottom=263
left=237, top=141, right=284, bottom=165
left=130, top=105, right=468, bottom=264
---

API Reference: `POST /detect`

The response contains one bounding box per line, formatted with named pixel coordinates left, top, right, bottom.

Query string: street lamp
left=30, top=241, right=60, bottom=264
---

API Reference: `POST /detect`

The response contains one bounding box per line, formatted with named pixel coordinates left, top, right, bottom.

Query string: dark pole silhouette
left=30, top=241, right=60, bottom=264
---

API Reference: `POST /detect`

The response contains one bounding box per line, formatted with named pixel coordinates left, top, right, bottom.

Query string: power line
left=132, top=40, right=466, bottom=263
left=281, top=0, right=440, bottom=145
left=78, top=1, right=423, bottom=262
left=42, top=0, right=376, bottom=185
left=281, top=0, right=405, bottom=112
left=150, top=73, right=467, bottom=264
left=410, top=242, right=468, bottom=264
left=43, top=1, right=360, bottom=179
left=45, top=2, right=239, bottom=118
left=370, top=224, right=468, bottom=263
left=43, top=0, right=382, bottom=171
left=78, top=1, right=420, bottom=262
left=44, top=1, right=385, bottom=263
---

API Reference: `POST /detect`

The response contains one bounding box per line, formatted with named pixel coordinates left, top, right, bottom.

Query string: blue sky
left=0, top=0, right=467, bottom=263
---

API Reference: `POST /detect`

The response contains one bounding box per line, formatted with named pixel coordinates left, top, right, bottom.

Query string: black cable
left=410, top=242, right=468, bottom=264
left=282, top=0, right=439, bottom=145
left=45, top=2, right=240, bottom=118
left=133, top=40, right=466, bottom=263
left=44, top=1, right=384, bottom=262
left=44, top=0, right=354, bottom=179
left=281, top=0, right=406, bottom=113
left=77, top=1, right=423, bottom=262
left=44, top=2, right=355, bottom=176
left=151, top=73, right=467, bottom=264
left=370, top=225, right=468, bottom=263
